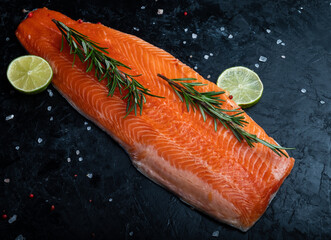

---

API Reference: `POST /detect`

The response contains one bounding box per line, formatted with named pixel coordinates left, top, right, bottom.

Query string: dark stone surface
left=0, top=0, right=330, bottom=239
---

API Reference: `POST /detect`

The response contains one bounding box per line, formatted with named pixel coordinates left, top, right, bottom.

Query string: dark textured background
left=1, top=0, right=330, bottom=239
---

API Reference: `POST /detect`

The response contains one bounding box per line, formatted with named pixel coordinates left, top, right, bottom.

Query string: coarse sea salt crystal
left=84, top=121, right=88, bottom=125
left=8, top=214, right=17, bottom=224
left=47, top=106, right=52, bottom=111
left=129, top=232, right=133, bottom=236
left=108, top=198, right=113, bottom=202
left=47, top=89, right=53, bottom=97
left=76, top=150, right=80, bottom=155
left=6, top=37, right=10, bottom=41
left=266, top=29, right=271, bottom=33
left=87, top=126, right=91, bottom=131
left=78, top=157, right=83, bottom=162
left=67, top=157, right=71, bottom=163
left=301, top=88, right=306, bottom=93
left=204, top=55, right=209, bottom=60
left=192, top=33, right=197, bottom=39
left=220, top=27, right=225, bottom=31
left=320, top=100, right=325, bottom=104
left=15, top=146, right=20, bottom=150
left=259, top=56, right=267, bottom=62
left=141, top=6, right=145, bottom=9
left=4, top=178, right=10, bottom=183
left=281, top=55, right=286, bottom=59
left=194, top=66, right=198, bottom=70
left=212, top=230, right=219, bottom=237
left=133, top=27, right=139, bottom=31
left=15, top=235, right=25, bottom=240
left=86, top=173, right=93, bottom=179
left=207, top=75, right=211, bottom=79
left=157, top=9, right=163, bottom=15
left=228, top=34, right=233, bottom=39
left=37, top=138, right=43, bottom=144
left=5, top=114, right=14, bottom=121
left=255, top=63, right=259, bottom=68
left=50, top=116, right=54, bottom=121
left=281, top=42, right=285, bottom=46
left=183, top=41, right=186, bottom=44
left=209, top=53, right=213, bottom=56
left=277, top=39, right=282, bottom=44
left=184, top=28, right=188, bottom=32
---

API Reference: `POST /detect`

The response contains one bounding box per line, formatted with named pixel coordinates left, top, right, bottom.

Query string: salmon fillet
left=15, top=8, right=294, bottom=231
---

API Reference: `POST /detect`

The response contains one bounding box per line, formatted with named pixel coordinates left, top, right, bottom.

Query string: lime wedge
left=217, top=66, right=263, bottom=108
left=7, top=55, right=53, bottom=94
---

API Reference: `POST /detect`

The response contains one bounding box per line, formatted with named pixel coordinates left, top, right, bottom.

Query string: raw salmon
left=15, top=8, right=294, bottom=231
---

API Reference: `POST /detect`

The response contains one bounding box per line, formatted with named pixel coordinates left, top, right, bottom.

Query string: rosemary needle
left=52, top=19, right=163, bottom=117
left=157, top=73, right=292, bottom=157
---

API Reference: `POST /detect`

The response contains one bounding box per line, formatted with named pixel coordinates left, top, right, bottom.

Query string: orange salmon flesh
left=16, top=8, right=294, bottom=231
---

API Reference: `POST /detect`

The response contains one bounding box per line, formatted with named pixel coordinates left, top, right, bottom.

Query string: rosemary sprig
left=157, top=74, right=291, bottom=157
left=52, top=19, right=163, bottom=117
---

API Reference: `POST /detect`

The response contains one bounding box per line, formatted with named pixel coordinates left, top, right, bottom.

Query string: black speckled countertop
left=0, top=0, right=330, bottom=239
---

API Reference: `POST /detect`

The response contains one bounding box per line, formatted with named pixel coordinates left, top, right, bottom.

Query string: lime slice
left=7, top=55, right=53, bottom=94
left=217, top=66, right=263, bottom=108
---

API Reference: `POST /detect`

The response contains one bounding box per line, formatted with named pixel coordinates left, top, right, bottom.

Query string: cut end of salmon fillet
left=15, top=8, right=295, bottom=232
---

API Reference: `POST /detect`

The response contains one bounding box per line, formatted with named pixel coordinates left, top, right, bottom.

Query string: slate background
left=0, top=0, right=330, bottom=239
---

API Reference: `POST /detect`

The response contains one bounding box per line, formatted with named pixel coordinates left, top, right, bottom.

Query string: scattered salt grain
left=133, top=27, right=140, bottom=31
left=281, top=42, right=285, bottom=46
left=76, top=150, right=80, bottom=155
left=15, top=146, right=20, bottom=150
left=192, top=33, right=197, bottom=39
left=5, top=114, right=14, bottom=121
left=228, top=34, right=233, bottom=39
left=301, top=88, right=307, bottom=93
left=37, top=138, right=43, bottom=144
left=184, top=28, right=188, bottom=32
left=276, top=39, right=282, bottom=44
left=194, top=66, right=198, bottom=70
left=189, top=55, right=193, bottom=58
left=183, top=41, right=186, bottom=44
left=67, top=157, right=71, bottom=163
left=129, top=232, right=133, bottom=236
left=300, top=6, right=303, bottom=9
left=255, top=63, right=259, bottom=68
left=108, top=198, right=113, bottom=202
left=298, top=10, right=301, bottom=14
left=8, top=214, right=17, bottom=224
left=259, top=56, right=267, bottom=62
left=209, top=53, right=213, bottom=56
left=47, top=106, right=52, bottom=111
left=78, top=157, right=83, bottom=162
left=4, top=178, right=10, bottom=183
left=220, top=27, right=225, bottom=31
left=212, top=230, right=219, bottom=237
left=87, top=126, right=91, bottom=131
left=86, top=173, right=93, bottom=179
left=141, top=6, right=146, bottom=10
left=6, top=37, right=10, bottom=41
left=15, top=234, right=25, bottom=240
left=320, top=100, right=325, bottom=104
left=207, top=75, right=211, bottom=79
left=50, top=116, right=53, bottom=121
left=152, top=22, right=155, bottom=25
left=84, top=121, right=88, bottom=125
left=266, top=29, right=271, bottom=33
left=204, top=55, right=209, bottom=60
left=47, top=89, right=53, bottom=97
left=281, top=55, right=286, bottom=59
left=157, top=9, right=163, bottom=15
